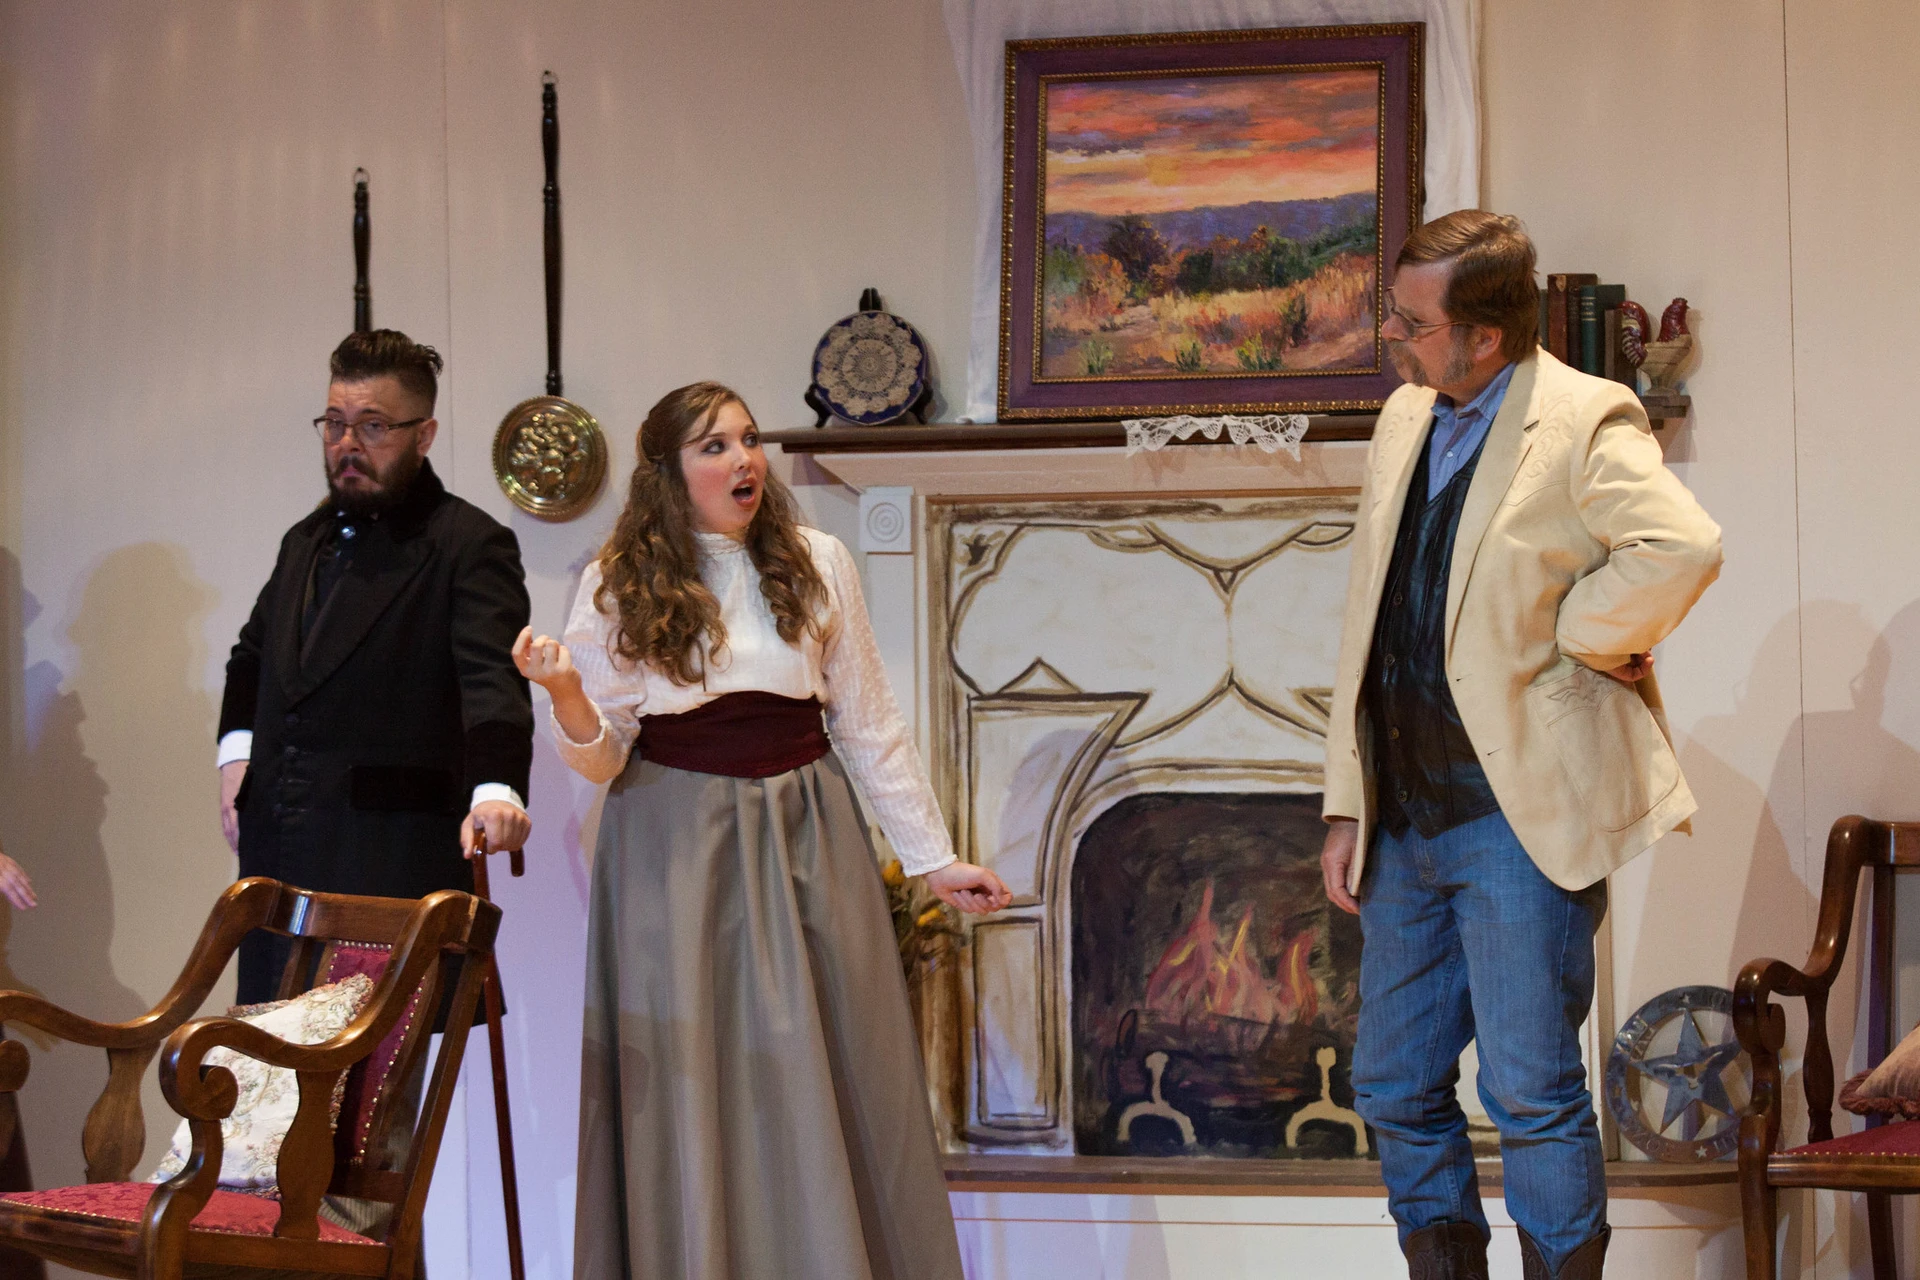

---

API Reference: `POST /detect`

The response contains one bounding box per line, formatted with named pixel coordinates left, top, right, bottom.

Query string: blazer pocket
left=348, top=765, right=460, bottom=814
left=1527, top=664, right=1680, bottom=834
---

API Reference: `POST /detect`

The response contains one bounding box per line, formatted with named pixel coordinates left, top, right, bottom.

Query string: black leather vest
left=1363, top=431, right=1500, bottom=838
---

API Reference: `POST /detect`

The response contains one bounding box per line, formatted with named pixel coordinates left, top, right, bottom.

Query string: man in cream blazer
left=1320, top=212, right=1720, bottom=1280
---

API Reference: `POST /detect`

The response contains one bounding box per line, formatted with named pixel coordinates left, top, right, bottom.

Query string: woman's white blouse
left=553, top=527, right=956, bottom=876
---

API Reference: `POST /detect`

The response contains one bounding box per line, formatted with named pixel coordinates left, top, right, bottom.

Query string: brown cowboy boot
left=1403, top=1220, right=1490, bottom=1280
left=1517, top=1224, right=1610, bottom=1279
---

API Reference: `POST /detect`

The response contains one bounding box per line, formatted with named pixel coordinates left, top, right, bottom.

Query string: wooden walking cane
left=470, top=819, right=528, bottom=1280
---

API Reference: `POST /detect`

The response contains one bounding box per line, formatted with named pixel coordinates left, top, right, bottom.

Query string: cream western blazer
left=1322, top=350, right=1722, bottom=891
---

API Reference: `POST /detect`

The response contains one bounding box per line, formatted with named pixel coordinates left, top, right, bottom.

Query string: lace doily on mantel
left=1122, top=414, right=1310, bottom=458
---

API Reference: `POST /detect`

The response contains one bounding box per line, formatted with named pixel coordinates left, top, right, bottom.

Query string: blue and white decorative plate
left=810, top=310, right=930, bottom=425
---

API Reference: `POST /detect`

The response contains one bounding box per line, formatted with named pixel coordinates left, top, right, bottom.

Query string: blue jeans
left=1351, top=808, right=1608, bottom=1272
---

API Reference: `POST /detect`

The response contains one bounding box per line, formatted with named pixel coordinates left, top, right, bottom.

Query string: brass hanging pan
left=494, top=71, right=606, bottom=520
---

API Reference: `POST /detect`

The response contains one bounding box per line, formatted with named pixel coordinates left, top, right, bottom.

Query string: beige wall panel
left=1482, top=0, right=1812, bottom=1175
left=1784, top=6, right=1920, bottom=816
left=1782, top=6, right=1920, bottom=1271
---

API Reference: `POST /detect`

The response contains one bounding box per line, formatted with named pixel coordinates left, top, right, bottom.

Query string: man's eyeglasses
left=312, top=415, right=427, bottom=445
left=1383, top=289, right=1469, bottom=339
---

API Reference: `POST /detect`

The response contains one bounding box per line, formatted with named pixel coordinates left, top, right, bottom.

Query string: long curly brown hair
left=594, top=381, right=826, bottom=686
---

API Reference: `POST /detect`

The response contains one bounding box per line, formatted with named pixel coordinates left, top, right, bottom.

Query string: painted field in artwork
left=1041, top=68, right=1380, bottom=380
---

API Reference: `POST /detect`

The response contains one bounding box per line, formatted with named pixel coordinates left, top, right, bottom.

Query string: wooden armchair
left=0, top=877, right=499, bottom=1280
left=1734, top=815, right=1920, bottom=1280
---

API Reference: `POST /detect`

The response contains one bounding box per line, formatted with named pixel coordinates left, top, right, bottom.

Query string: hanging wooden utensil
left=352, top=168, right=371, bottom=333
left=493, top=71, right=606, bottom=520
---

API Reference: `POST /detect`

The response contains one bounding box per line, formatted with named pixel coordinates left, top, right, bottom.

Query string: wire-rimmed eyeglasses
left=1383, top=289, right=1470, bottom=339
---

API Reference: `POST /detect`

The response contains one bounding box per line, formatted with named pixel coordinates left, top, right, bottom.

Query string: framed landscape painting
left=997, top=25, right=1423, bottom=422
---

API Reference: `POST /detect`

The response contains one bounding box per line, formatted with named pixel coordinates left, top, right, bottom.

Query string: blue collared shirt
left=1426, top=361, right=1516, bottom=499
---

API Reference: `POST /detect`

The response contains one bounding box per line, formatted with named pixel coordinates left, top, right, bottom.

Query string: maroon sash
left=637, top=691, right=830, bottom=779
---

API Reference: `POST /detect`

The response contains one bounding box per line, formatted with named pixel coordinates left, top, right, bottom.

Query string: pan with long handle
left=493, top=71, right=606, bottom=521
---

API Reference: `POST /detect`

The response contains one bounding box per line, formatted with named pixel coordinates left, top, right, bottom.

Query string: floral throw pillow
left=1849, top=1018, right=1920, bottom=1115
left=149, top=973, right=374, bottom=1192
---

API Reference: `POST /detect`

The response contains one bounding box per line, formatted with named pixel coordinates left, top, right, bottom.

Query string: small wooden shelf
left=766, top=396, right=1690, bottom=456
left=942, top=1152, right=1734, bottom=1195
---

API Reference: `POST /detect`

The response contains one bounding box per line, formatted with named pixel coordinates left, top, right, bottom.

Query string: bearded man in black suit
left=217, top=330, right=533, bottom=1003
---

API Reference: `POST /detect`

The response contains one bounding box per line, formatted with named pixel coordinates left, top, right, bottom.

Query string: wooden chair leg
left=1740, top=1174, right=1778, bottom=1280
left=1866, top=1191, right=1895, bottom=1280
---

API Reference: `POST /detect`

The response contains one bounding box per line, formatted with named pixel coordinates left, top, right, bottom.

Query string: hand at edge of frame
left=0, top=853, right=35, bottom=911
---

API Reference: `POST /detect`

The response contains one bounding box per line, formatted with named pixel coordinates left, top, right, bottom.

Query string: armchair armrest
left=0, top=990, right=185, bottom=1057
left=0, top=877, right=289, bottom=1070
left=1734, top=816, right=1885, bottom=1158
left=0, top=879, right=287, bottom=1185
left=1735, top=956, right=1808, bottom=1162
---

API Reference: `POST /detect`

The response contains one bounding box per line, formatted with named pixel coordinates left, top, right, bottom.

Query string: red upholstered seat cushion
left=1779, top=1119, right=1920, bottom=1159
left=0, top=1183, right=377, bottom=1244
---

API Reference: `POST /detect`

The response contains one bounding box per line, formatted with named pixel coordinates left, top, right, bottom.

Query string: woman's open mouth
left=731, top=480, right=758, bottom=507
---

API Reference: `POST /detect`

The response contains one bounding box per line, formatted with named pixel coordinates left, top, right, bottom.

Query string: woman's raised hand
left=923, top=861, right=1014, bottom=915
left=512, top=625, right=583, bottom=695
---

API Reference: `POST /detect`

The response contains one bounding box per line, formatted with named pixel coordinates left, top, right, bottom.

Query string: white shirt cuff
left=470, top=783, right=526, bottom=812
left=216, top=730, right=253, bottom=768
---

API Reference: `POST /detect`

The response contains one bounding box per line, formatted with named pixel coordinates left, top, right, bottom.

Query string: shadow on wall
left=1633, top=600, right=1920, bottom=1276
left=0, top=543, right=225, bottom=1191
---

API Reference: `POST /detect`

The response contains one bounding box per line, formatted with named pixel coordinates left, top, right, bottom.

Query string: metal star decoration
left=1630, top=1008, right=1743, bottom=1134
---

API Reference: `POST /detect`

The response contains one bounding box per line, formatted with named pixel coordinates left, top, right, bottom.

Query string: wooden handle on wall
left=352, top=168, right=370, bottom=334
left=541, top=72, right=563, bottom=398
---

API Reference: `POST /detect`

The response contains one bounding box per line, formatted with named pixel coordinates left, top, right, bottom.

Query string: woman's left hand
left=923, top=861, right=1013, bottom=915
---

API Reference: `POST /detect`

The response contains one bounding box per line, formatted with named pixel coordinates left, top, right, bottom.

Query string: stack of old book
left=1539, top=273, right=1638, bottom=390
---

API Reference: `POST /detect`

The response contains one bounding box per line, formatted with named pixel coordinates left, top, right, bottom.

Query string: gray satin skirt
left=573, top=751, right=965, bottom=1280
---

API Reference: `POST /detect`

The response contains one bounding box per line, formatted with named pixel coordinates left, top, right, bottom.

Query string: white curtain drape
left=942, top=0, right=1481, bottom=421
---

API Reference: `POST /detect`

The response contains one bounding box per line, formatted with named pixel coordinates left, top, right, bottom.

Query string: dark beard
left=327, top=448, right=424, bottom=519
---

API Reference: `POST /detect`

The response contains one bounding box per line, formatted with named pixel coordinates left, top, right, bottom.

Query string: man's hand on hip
left=1321, top=818, right=1361, bottom=915
left=219, top=760, right=248, bottom=854
left=463, top=799, right=531, bottom=860
left=1604, top=652, right=1654, bottom=683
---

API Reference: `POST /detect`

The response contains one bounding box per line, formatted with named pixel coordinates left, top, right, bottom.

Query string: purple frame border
left=997, top=24, right=1424, bottom=424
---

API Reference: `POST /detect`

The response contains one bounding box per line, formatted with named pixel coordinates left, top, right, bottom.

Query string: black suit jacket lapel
left=282, top=460, right=449, bottom=706
left=271, top=515, right=329, bottom=707
left=287, top=523, right=433, bottom=705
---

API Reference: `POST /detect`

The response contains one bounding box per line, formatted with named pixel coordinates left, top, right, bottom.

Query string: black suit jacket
left=221, top=459, right=532, bottom=923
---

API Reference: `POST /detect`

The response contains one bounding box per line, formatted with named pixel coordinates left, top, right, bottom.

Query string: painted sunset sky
left=1044, top=69, right=1380, bottom=217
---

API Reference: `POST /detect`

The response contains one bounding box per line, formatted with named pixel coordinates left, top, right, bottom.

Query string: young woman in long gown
left=513, top=382, right=1009, bottom=1280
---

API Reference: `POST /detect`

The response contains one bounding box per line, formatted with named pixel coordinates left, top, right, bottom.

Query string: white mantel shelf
left=779, top=439, right=1370, bottom=497
left=768, top=395, right=1687, bottom=497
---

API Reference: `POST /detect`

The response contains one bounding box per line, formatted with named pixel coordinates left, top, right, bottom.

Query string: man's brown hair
left=329, top=329, right=443, bottom=411
left=1396, top=210, right=1539, bottom=363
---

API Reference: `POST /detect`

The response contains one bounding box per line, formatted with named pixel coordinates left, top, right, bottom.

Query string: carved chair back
left=1734, top=815, right=1920, bottom=1280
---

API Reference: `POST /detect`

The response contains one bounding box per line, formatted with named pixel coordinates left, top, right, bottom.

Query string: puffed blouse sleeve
left=550, top=561, right=645, bottom=784
left=812, top=532, right=957, bottom=877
